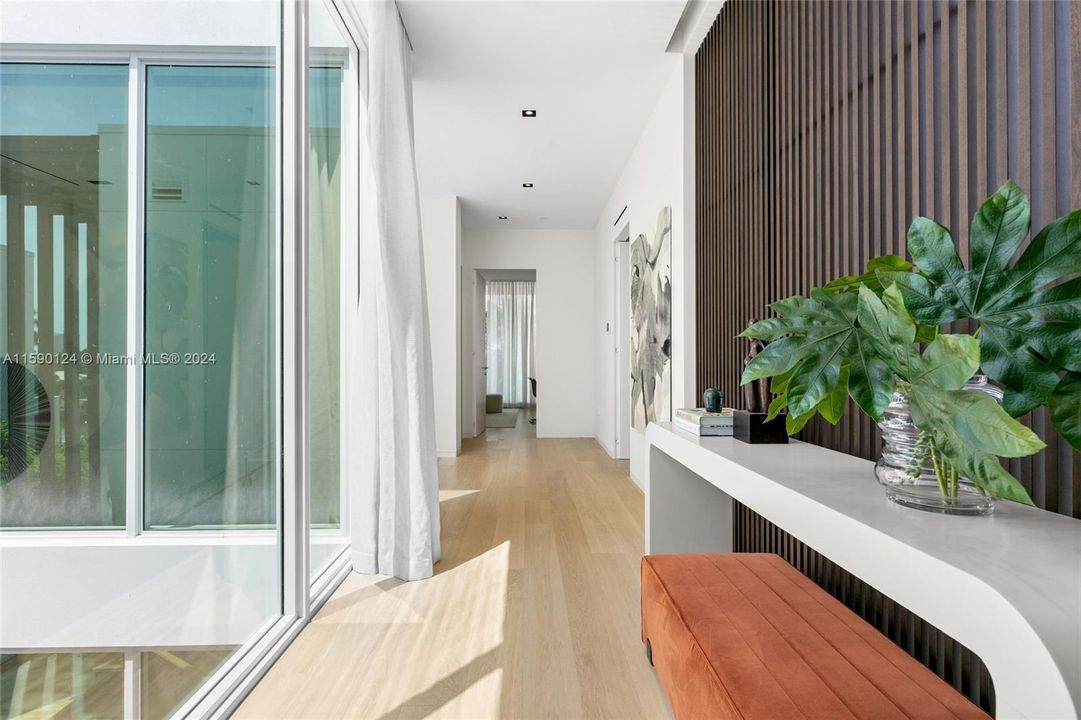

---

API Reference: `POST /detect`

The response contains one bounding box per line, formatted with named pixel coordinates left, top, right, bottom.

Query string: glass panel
left=0, top=648, right=239, bottom=719
left=140, top=647, right=236, bottom=718
left=1, top=3, right=285, bottom=718
left=309, top=2, right=350, bottom=581
left=0, top=63, right=129, bottom=528
left=144, top=65, right=277, bottom=530
left=0, top=652, right=124, bottom=717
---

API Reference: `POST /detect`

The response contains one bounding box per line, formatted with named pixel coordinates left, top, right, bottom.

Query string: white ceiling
left=400, top=0, right=687, bottom=230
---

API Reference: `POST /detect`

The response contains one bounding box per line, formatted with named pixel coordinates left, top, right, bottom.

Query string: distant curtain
left=347, top=0, right=440, bottom=581
left=486, top=281, right=536, bottom=407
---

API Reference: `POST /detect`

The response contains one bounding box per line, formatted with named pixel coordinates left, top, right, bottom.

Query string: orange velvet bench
left=641, top=553, right=991, bottom=720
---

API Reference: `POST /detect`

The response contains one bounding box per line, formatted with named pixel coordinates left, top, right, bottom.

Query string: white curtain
left=347, top=0, right=441, bottom=581
left=485, top=281, right=536, bottom=407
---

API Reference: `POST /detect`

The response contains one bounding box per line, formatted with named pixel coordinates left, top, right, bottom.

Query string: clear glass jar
left=874, top=376, right=1003, bottom=516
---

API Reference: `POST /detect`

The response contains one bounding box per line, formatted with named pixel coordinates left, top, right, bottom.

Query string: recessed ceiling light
left=498, top=215, right=508, bottom=220
left=522, top=110, right=537, bottom=118
left=522, top=183, right=534, bottom=188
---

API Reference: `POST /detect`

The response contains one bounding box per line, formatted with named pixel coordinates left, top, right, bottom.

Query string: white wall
left=421, top=195, right=462, bottom=457
left=463, top=229, right=595, bottom=439
left=594, top=57, right=695, bottom=486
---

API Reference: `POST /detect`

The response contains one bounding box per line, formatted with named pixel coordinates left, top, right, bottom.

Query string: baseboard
left=436, top=450, right=459, bottom=459
left=594, top=436, right=616, bottom=458
left=629, top=470, right=644, bottom=491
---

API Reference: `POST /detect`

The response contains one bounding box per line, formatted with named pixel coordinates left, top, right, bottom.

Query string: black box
left=734, top=410, right=789, bottom=444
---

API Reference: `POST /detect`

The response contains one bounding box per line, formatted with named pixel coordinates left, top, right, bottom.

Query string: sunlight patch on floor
left=238, top=542, right=510, bottom=719
left=438, top=489, right=481, bottom=501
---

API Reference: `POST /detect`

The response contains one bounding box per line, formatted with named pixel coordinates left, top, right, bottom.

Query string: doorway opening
left=478, top=269, right=536, bottom=432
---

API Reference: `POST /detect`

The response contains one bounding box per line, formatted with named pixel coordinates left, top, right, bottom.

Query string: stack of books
left=674, top=408, right=736, bottom=436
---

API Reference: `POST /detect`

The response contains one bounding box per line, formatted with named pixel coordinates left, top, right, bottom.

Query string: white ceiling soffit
left=401, top=0, right=689, bottom=230
left=666, top=0, right=723, bottom=53
left=478, top=269, right=538, bottom=281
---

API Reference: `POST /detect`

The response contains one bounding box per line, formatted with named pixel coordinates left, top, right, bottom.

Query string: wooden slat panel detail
left=696, top=4, right=1081, bottom=714
left=695, top=0, right=1081, bottom=521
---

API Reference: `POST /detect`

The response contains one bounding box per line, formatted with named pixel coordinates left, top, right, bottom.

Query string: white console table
left=645, top=422, right=1081, bottom=720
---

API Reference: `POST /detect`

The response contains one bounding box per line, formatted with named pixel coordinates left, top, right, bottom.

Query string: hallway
left=237, top=416, right=672, bottom=719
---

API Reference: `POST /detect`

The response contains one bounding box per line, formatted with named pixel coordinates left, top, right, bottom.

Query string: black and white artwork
left=631, top=206, right=672, bottom=431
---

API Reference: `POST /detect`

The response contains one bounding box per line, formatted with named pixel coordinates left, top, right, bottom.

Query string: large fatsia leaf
left=923, top=390, right=1044, bottom=457
left=896, top=181, right=1081, bottom=435
left=847, top=330, right=894, bottom=422
left=765, top=391, right=789, bottom=423
left=786, top=334, right=853, bottom=418
left=740, top=336, right=817, bottom=384
left=907, top=383, right=1042, bottom=504
left=979, top=329, right=1061, bottom=417
left=740, top=294, right=840, bottom=341
left=769, top=365, right=797, bottom=395
left=969, top=179, right=1030, bottom=307
left=999, top=206, right=1081, bottom=295
left=740, top=292, right=856, bottom=384
left=786, top=406, right=817, bottom=435
left=878, top=270, right=959, bottom=325
left=739, top=286, right=894, bottom=428
left=857, top=286, right=916, bottom=371
left=824, top=254, right=914, bottom=295
left=817, top=360, right=850, bottom=425
left=909, top=334, right=979, bottom=391
left=1050, top=372, right=1081, bottom=452
left=906, top=217, right=972, bottom=314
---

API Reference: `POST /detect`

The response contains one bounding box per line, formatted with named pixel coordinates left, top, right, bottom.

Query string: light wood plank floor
left=236, top=414, right=673, bottom=720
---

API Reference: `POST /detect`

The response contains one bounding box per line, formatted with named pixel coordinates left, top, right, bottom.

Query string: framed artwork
left=631, top=206, right=672, bottom=431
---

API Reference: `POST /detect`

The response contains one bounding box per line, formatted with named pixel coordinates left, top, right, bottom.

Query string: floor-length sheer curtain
left=346, top=0, right=441, bottom=581
left=485, top=281, right=536, bottom=407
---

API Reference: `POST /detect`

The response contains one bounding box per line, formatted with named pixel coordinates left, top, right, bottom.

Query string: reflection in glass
left=0, top=63, right=128, bottom=528
left=0, top=648, right=238, bottom=719
left=309, top=0, right=350, bottom=581
left=143, top=66, right=277, bottom=529
left=140, top=647, right=236, bottom=718
left=0, top=652, right=124, bottom=718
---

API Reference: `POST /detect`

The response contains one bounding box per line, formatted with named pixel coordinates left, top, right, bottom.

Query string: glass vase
left=874, top=376, right=1002, bottom=516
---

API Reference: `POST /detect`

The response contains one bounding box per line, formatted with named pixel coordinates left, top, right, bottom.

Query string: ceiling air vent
left=151, top=182, right=184, bottom=202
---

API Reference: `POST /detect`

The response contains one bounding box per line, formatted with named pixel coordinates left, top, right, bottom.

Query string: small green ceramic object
left=702, top=387, right=723, bottom=413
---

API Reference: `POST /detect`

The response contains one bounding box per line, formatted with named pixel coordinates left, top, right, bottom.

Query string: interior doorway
left=477, top=269, right=537, bottom=432
left=473, top=270, right=487, bottom=436
left=614, top=226, right=631, bottom=459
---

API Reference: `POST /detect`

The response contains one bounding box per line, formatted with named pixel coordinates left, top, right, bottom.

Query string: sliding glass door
left=0, top=0, right=360, bottom=716
left=308, top=0, right=354, bottom=584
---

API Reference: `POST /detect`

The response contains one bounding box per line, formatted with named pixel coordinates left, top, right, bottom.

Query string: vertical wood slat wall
left=695, top=0, right=1081, bottom=520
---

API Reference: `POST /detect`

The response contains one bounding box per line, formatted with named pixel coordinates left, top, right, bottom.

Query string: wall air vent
left=151, top=182, right=184, bottom=202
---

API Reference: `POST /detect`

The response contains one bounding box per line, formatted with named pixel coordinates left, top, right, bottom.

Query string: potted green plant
left=739, top=181, right=1081, bottom=515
